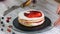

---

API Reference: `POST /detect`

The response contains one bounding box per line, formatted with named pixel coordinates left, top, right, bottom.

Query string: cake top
left=24, top=11, right=42, bottom=18
left=18, top=9, right=44, bottom=20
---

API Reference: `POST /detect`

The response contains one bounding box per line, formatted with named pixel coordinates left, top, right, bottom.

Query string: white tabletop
left=0, top=0, right=60, bottom=34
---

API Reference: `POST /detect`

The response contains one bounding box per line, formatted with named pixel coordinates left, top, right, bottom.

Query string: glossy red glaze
left=24, top=11, right=42, bottom=18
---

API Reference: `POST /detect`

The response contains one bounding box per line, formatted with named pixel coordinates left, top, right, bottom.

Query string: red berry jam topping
left=7, top=29, right=11, bottom=32
left=24, top=11, right=42, bottom=18
left=8, top=25, right=13, bottom=28
left=7, top=17, right=11, bottom=20
left=6, top=19, right=9, bottom=23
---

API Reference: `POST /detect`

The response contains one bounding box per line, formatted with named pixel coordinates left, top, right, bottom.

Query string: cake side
left=18, top=9, right=45, bottom=27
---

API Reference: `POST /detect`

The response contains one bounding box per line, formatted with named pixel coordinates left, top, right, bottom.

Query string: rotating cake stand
left=0, top=0, right=59, bottom=34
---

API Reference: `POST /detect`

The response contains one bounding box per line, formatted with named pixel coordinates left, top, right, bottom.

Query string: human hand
left=54, top=17, right=60, bottom=26
left=57, top=4, right=60, bottom=15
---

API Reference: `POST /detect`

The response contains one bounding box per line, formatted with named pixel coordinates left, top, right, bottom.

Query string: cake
left=18, top=9, right=45, bottom=27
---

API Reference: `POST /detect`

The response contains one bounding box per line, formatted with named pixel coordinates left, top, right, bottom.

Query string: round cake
left=18, top=9, right=45, bottom=27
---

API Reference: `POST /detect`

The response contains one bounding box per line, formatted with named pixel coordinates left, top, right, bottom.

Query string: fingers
left=57, top=4, right=60, bottom=15
left=54, top=17, right=60, bottom=26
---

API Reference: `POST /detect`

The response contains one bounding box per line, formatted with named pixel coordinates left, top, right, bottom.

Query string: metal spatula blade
left=3, top=6, right=20, bottom=16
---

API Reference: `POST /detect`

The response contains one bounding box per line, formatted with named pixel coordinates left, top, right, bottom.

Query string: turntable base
left=13, top=17, right=51, bottom=32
